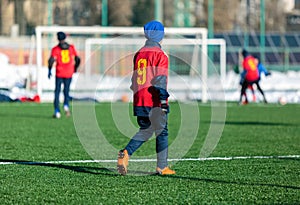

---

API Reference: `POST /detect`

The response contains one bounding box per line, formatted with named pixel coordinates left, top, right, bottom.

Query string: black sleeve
left=151, top=75, right=169, bottom=101
left=48, top=57, right=55, bottom=70
left=74, top=56, right=81, bottom=72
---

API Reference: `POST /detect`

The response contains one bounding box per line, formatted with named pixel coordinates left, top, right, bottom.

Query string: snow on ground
left=0, top=55, right=299, bottom=104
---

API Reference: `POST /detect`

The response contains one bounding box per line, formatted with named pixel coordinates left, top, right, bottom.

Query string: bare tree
left=14, top=0, right=26, bottom=35
left=89, top=0, right=102, bottom=25
left=163, top=0, right=175, bottom=26
left=265, top=0, right=286, bottom=32
left=108, top=0, right=132, bottom=26
left=0, top=0, right=291, bottom=35
left=132, top=0, right=154, bottom=26
left=199, top=0, right=241, bottom=32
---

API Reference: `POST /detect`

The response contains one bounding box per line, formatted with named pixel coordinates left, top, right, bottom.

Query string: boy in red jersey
left=117, top=21, right=175, bottom=175
left=48, top=32, right=80, bottom=118
left=239, top=50, right=268, bottom=104
left=239, top=49, right=259, bottom=104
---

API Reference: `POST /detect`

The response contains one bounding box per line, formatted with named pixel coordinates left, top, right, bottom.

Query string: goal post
left=35, top=26, right=209, bottom=102
left=85, top=37, right=226, bottom=83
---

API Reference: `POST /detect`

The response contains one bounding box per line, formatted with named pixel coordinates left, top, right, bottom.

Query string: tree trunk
left=14, top=0, right=26, bottom=35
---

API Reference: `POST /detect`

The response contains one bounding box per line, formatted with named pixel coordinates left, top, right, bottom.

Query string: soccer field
left=0, top=102, right=299, bottom=204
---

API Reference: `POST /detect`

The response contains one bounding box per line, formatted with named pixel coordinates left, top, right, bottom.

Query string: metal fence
left=1, top=32, right=300, bottom=73
left=214, top=32, right=300, bottom=72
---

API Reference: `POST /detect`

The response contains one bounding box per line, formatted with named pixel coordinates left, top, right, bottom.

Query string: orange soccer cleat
left=117, top=149, right=129, bottom=175
left=156, top=167, right=176, bottom=175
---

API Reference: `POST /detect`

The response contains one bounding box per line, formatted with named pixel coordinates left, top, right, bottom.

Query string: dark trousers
left=125, top=108, right=169, bottom=169
left=240, top=79, right=267, bottom=103
left=54, top=77, right=72, bottom=112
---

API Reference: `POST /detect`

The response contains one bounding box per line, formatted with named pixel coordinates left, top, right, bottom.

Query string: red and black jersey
left=50, top=43, right=78, bottom=78
left=242, top=55, right=259, bottom=82
left=131, top=41, right=169, bottom=116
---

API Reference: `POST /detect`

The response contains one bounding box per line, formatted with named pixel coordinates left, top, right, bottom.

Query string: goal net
left=35, top=26, right=226, bottom=103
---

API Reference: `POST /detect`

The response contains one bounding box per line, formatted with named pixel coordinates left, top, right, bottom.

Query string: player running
left=48, top=32, right=80, bottom=118
left=117, top=20, right=175, bottom=175
left=239, top=49, right=268, bottom=104
left=244, top=55, right=271, bottom=103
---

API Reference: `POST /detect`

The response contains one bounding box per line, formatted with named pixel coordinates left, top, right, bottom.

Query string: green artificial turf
left=0, top=102, right=299, bottom=204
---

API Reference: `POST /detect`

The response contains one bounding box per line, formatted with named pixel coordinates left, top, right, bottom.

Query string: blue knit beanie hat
left=144, top=20, right=164, bottom=43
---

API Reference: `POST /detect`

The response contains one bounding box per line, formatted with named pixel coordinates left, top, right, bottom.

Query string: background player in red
left=117, top=20, right=175, bottom=175
left=243, top=55, right=271, bottom=103
left=239, top=50, right=269, bottom=104
left=239, top=49, right=261, bottom=104
left=48, top=32, right=80, bottom=118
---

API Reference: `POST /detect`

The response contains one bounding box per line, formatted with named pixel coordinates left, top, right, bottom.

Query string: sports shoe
left=242, top=100, right=248, bottom=105
left=64, top=105, right=71, bottom=117
left=156, top=167, right=176, bottom=175
left=117, top=149, right=129, bottom=175
left=53, top=112, right=61, bottom=119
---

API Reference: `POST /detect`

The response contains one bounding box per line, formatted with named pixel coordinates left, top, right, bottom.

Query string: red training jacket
left=131, top=44, right=169, bottom=115
left=50, top=44, right=78, bottom=78
left=242, top=55, right=259, bottom=82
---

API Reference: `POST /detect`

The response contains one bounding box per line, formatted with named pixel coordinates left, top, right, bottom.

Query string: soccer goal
left=85, top=37, right=226, bottom=81
left=35, top=26, right=226, bottom=103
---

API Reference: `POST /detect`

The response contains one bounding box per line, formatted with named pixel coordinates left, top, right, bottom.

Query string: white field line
left=1, top=155, right=299, bottom=165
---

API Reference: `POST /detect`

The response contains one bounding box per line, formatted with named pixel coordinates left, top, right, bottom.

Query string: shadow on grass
left=204, top=120, right=296, bottom=126
left=0, top=159, right=118, bottom=176
left=0, top=159, right=157, bottom=176
left=0, top=112, right=53, bottom=120
left=2, top=159, right=299, bottom=190
left=157, top=174, right=300, bottom=190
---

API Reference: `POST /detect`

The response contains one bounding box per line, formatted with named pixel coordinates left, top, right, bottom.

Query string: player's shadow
left=205, top=120, right=296, bottom=126
left=0, top=112, right=52, bottom=119
left=157, top=174, right=300, bottom=190
left=1, top=159, right=160, bottom=176
left=2, top=159, right=300, bottom=190
left=1, top=159, right=159, bottom=176
left=0, top=159, right=118, bottom=176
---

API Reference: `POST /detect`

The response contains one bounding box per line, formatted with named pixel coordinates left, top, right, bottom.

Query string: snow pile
left=0, top=53, right=299, bottom=103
